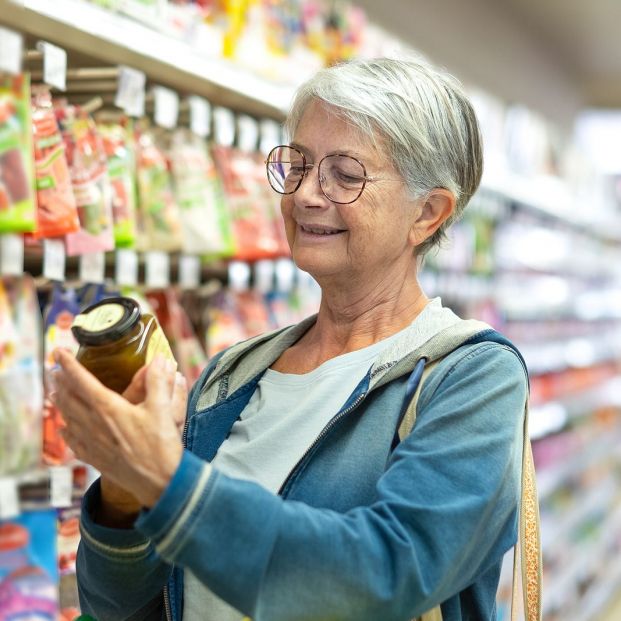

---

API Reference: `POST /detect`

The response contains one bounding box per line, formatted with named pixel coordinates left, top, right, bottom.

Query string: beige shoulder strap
left=399, top=359, right=542, bottom=621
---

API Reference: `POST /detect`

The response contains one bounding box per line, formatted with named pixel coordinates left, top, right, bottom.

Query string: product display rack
left=1, top=1, right=621, bottom=620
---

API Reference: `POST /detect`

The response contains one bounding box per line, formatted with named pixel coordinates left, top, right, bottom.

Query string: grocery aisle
left=1, top=1, right=620, bottom=620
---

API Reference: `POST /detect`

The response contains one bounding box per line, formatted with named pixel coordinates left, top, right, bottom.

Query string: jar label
left=72, top=303, right=126, bottom=333
left=145, top=324, right=175, bottom=365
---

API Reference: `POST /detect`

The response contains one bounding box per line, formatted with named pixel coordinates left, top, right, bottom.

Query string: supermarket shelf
left=543, top=501, right=621, bottom=618
left=536, top=431, right=620, bottom=499
left=540, top=476, right=616, bottom=555
left=0, top=0, right=291, bottom=120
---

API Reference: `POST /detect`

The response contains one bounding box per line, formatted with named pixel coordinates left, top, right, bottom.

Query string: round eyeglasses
left=266, top=145, right=372, bottom=205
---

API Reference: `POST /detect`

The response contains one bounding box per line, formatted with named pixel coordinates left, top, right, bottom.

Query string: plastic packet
left=134, top=126, right=182, bottom=252
left=0, top=74, right=36, bottom=233
left=31, top=86, right=80, bottom=238
left=168, top=129, right=234, bottom=258
left=56, top=103, right=115, bottom=256
left=211, top=145, right=286, bottom=261
left=98, top=120, right=137, bottom=248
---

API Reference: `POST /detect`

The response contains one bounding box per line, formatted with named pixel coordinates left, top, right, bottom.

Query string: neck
left=307, top=260, right=429, bottom=355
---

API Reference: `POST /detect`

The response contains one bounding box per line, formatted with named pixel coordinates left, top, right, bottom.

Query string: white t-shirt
left=183, top=330, right=406, bottom=621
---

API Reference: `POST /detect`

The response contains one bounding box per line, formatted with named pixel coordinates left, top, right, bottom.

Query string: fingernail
left=165, top=358, right=176, bottom=373
left=153, top=354, right=165, bottom=370
left=175, top=372, right=186, bottom=387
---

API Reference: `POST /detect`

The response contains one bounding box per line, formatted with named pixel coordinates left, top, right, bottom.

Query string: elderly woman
left=53, top=57, right=529, bottom=621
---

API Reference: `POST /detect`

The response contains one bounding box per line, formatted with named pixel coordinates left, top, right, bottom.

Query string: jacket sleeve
left=134, top=343, right=528, bottom=621
left=76, top=355, right=223, bottom=621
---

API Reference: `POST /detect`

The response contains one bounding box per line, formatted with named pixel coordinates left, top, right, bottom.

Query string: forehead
left=292, top=100, right=386, bottom=162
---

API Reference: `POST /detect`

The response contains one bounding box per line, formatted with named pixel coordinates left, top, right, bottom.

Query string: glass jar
left=71, top=297, right=174, bottom=393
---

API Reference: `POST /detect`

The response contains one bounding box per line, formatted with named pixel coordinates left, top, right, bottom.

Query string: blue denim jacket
left=77, top=316, right=528, bottom=621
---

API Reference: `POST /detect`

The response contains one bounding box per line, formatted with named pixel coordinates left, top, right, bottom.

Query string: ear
left=408, top=188, right=456, bottom=247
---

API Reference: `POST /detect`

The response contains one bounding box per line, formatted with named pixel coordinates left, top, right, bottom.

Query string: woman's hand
left=52, top=350, right=187, bottom=509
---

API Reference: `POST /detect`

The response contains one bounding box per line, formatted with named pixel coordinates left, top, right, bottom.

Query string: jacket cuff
left=136, top=449, right=213, bottom=544
left=80, top=479, right=153, bottom=557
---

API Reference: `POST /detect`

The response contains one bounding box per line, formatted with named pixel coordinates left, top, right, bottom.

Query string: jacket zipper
left=278, top=393, right=366, bottom=495
left=164, top=584, right=172, bottom=621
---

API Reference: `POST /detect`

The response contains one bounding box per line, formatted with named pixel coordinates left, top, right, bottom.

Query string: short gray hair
left=285, top=56, right=483, bottom=256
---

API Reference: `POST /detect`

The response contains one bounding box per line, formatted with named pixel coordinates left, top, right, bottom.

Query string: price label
left=0, top=27, right=23, bottom=75
left=79, top=251, right=106, bottom=284
left=188, top=95, right=211, bottom=137
left=275, top=258, right=296, bottom=293
left=0, top=234, right=24, bottom=276
left=115, top=66, right=146, bottom=117
left=237, top=115, right=259, bottom=153
left=0, top=477, right=20, bottom=519
left=228, top=260, right=251, bottom=292
left=178, top=254, right=200, bottom=289
left=43, top=239, right=66, bottom=281
left=253, top=259, right=274, bottom=293
left=145, top=251, right=170, bottom=289
left=115, top=248, right=138, bottom=286
left=37, top=41, right=67, bottom=91
left=213, top=107, right=236, bottom=147
left=154, top=85, right=179, bottom=129
left=259, top=119, right=282, bottom=155
left=49, top=466, right=73, bottom=508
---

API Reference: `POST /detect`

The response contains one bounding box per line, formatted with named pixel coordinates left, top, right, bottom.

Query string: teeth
left=302, top=225, right=342, bottom=235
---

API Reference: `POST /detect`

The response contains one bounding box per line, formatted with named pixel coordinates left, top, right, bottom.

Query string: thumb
left=144, top=355, right=177, bottom=410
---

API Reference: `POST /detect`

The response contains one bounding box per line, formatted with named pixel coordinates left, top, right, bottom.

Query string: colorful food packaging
left=0, top=74, right=36, bottom=233
left=168, top=129, right=234, bottom=258
left=31, top=86, right=80, bottom=239
left=135, top=126, right=182, bottom=252
left=55, top=104, right=115, bottom=256
left=99, top=121, right=137, bottom=248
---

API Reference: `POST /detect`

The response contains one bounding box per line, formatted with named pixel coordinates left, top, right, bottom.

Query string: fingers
left=144, top=355, right=177, bottom=410
left=54, top=349, right=114, bottom=409
left=123, top=366, right=148, bottom=404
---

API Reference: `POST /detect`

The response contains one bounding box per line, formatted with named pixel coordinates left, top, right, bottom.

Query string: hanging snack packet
left=168, top=129, right=234, bottom=257
left=31, top=86, right=80, bottom=238
left=212, top=145, right=281, bottom=261
left=42, top=284, right=80, bottom=465
left=56, top=104, right=115, bottom=256
left=135, top=126, right=182, bottom=252
left=0, top=74, right=36, bottom=233
left=99, top=121, right=137, bottom=248
left=0, top=275, right=44, bottom=475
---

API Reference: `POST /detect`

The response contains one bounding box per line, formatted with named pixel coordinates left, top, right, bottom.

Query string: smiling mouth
left=299, top=224, right=346, bottom=236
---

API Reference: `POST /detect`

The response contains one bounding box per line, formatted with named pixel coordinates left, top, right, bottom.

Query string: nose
left=294, top=164, right=330, bottom=207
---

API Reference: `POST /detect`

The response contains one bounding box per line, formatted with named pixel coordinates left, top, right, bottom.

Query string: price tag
left=43, top=239, right=66, bottom=281
left=115, top=248, right=138, bottom=286
left=154, top=85, right=179, bottom=129
left=253, top=259, right=274, bottom=293
left=79, top=251, right=106, bottom=284
left=259, top=119, right=282, bottom=155
left=228, top=261, right=251, bottom=292
left=145, top=251, right=170, bottom=289
left=178, top=254, right=200, bottom=289
left=275, top=258, right=296, bottom=293
left=0, top=27, right=23, bottom=75
left=237, top=115, right=259, bottom=153
left=188, top=95, right=211, bottom=137
left=213, top=107, right=236, bottom=147
left=0, top=234, right=24, bottom=276
left=115, top=66, right=146, bottom=117
left=49, top=466, right=73, bottom=508
left=0, top=477, right=20, bottom=519
left=37, top=41, right=67, bottom=91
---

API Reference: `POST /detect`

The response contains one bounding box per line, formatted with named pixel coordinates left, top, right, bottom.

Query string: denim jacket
left=77, top=312, right=528, bottom=621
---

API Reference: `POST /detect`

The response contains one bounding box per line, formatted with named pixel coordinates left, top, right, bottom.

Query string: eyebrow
left=289, top=142, right=366, bottom=160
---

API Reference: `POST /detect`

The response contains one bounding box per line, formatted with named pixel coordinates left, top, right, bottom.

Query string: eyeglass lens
left=266, top=146, right=367, bottom=204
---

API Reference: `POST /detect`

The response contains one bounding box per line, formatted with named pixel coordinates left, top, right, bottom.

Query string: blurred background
left=0, top=1, right=620, bottom=619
